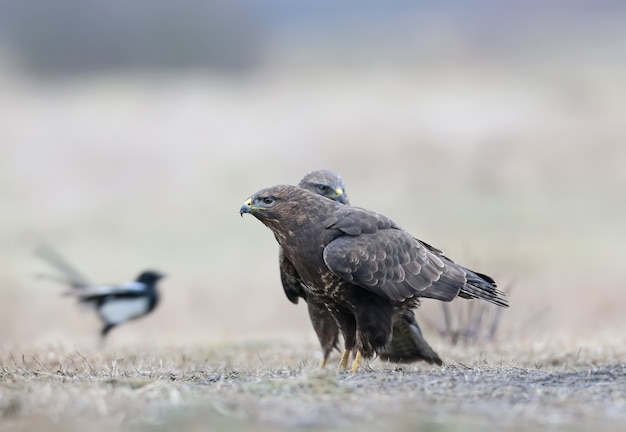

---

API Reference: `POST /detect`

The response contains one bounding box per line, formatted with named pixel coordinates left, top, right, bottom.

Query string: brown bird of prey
left=282, top=170, right=442, bottom=367
left=240, top=185, right=508, bottom=371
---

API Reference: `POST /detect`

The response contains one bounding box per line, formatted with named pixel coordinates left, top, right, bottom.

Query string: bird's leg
left=319, top=343, right=334, bottom=370
left=99, top=323, right=115, bottom=349
left=319, top=357, right=328, bottom=369
left=338, top=349, right=351, bottom=370
left=350, top=350, right=362, bottom=372
left=336, top=312, right=356, bottom=370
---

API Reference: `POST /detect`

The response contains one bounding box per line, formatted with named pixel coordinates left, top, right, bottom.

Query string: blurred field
left=1, top=2, right=626, bottom=430
left=2, top=59, right=625, bottom=346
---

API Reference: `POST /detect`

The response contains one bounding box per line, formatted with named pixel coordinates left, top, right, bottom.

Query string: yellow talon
left=338, top=349, right=350, bottom=370
left=319, top=357, right=328, bottom=369
left=350, top=350, right=362, bottom=372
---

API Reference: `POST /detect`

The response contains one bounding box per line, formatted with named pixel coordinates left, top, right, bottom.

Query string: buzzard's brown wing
left=323, top=228, right=465, bottom=303
left=322, top=204, right=507, bottom=307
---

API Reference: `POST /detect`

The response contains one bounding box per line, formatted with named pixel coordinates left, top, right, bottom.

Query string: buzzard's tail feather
left=419, top=284, right=460, bottom=302
left=471, top=270, right=496, bottom=285
left=379, top=310, right=443, bottom=365
left=418, top=264, right=465, bottom=302
left=458, top=268, right=509, bottom=307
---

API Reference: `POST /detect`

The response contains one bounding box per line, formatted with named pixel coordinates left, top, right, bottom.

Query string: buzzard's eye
left=261, top=197, right=275, bottom=205
left=318, top=185, right=330, bottom=194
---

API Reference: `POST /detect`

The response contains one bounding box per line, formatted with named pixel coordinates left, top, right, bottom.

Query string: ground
left=1, top=340, right=625, bottom=431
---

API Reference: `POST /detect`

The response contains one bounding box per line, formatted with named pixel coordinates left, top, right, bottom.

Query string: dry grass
left=1, top=340, right=625, bottom=431
left=427, top=282, right=513, bottom=346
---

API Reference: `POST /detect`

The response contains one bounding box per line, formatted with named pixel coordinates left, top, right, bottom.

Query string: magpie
left=35, top=242, right=164, bottom=340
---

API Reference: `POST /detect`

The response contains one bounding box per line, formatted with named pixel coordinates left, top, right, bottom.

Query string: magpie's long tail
left=34, top=242, right=91, bottom=289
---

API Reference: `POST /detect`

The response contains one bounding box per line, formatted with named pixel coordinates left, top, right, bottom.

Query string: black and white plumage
left=282, top=170, right=442, bottom=366
left=240, top=185, right=508, bottom=371
left=35, top=244, right=163, bottom=339
left=64, top=270, right=163, bottom=338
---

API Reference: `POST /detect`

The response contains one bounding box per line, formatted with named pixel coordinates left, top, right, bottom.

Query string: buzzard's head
left=241, top=184, right=343, bottom=248
left=299, top=169, right=349, bottom=205
left=240, top=185, right=304, bottom=222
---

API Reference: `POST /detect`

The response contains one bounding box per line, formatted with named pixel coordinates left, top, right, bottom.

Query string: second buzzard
left=283, top=170, right=442, bottom=367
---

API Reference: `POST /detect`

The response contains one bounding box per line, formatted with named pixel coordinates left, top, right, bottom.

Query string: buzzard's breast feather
left=323, top=228, right=461, bottom=303
left=279, top=248, right=306, bottom=304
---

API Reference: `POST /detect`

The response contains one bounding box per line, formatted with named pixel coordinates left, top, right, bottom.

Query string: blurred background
left=1, top=0, right=625, bottom=352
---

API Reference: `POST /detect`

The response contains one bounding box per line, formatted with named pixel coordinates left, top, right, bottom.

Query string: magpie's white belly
left=99, top=297, right=149, bottom=324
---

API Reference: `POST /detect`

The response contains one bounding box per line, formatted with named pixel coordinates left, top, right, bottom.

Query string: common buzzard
left=241, top=185, right=507, bottom=371
left=283, top=170, right=442, bottom=366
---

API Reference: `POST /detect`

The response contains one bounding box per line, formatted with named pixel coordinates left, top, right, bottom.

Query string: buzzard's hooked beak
left=240, top=198, right=253, bottom=217
left=335, top=188, right=347, bottom=204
